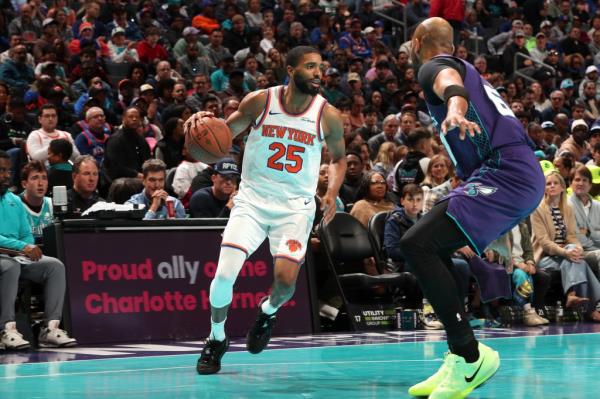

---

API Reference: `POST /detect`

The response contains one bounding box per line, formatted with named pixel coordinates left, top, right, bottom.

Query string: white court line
left=2, top=330, right=600, bottom=366
left=1, top=356, right=599, bottom=380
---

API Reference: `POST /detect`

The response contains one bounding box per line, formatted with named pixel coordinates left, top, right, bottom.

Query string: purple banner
left=62, top=230, right=312, bottom=344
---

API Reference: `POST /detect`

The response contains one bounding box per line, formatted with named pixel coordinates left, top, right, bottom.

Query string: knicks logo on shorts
left=463, top=183, right=497, bottom=197
left=286, top=239, right=303, bottom=253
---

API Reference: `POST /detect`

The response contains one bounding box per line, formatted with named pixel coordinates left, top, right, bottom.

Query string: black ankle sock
left=452, top=340, right=480, bottom=363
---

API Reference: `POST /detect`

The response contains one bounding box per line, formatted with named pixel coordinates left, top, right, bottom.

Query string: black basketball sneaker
left=246, top=297, right=277, bottom=354
left=197, top=338, right=229, bottom=375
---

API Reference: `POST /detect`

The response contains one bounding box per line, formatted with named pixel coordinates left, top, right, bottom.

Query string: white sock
left=209, top=318, right=226, bottom=341
left=523, top=303, right=532, bottom=312
left=261, top=297, right=279, bottom=316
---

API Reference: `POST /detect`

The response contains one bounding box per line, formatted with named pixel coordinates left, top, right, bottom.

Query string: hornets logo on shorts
left=463, top=183, right=498, bottom=197
left=286, top=239, right=302, bottom=253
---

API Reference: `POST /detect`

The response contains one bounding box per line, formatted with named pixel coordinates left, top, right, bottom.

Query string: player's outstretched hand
left=184, top=111, right=215, bottom=137
left=441, top=112, right=481, bottom=140
left=321, top=194, right=336, bottom=226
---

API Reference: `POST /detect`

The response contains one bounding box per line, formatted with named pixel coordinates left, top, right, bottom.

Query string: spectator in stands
left=33, top=18, right=60, bottom=62
left=224, top=14, right=248, bottom=55
left=234, top=31, right=266, bottom=68
left=173, top=26, right=208, bottom=61
left=0, top=98, right=31, bottom=187
left=106, top=6, right=143, bottom=41
left=367, top=114, right=401, bottom=155
left=245, top=0, right=263, bottom=29
left=107, top=177, right=144, bottom=204
left=136, top=26, right=168, bottom=65
left=561, top=26, right=591, bottom=61
left=186, top=74, right=214, bottom=112
left=542, top=90, right=570, bottom=122
left=211, top=55, right=236, bottom=93
left=372, top=142, right=397, bottom=178
left=569, top=165, right=600, bottom=278
left=321, top=68, right=347, bottom=106
left=127, top=159, right=185, bottom=220
left=500, top=221, right=551, bottom=326
left=47, top=138, right=73, bottom=194
left=339, top=150, right=364, bottom=207
left=178, top=42, right=212, bottom=80
left=108, top=27, right=139, bottom=63
left=189, top=158, right=239, bottom=218
left=531, top=170, right=600, bottom=321
left=488, top=19, right=523, bottom=55
left=19, top=161, right=53, bottom=243
left=391, top=128, right=432, bottom=195
left=502, top=30, right=533, bottom=77
left=172, top=146, right=208, bottom=200
left=104, top=107, right=151, bottom=180
left=218, top=69, right=249, bottom=101
left=559, top=119, right=589, bottom=161
left=349, top=170, right=394, bottom=228
left=0, top=45, right=35, bottom=94
left=222, top=98, right=240, bottom=120
left=27, top=104, right=79, bottom=163
left=73, top=107, right=110, bottom=167
left=67, top=155, right=102, bottom=215
left=8, top=3, right=42, bottom=37
left=72, top=0, right=105, bottom=39
left=581, top=81, right=600, bottom=121
left=0, top=150, right=77, bottom=350
left=206, top=28, right=232, bottom=68
left=421, top=154, right=452, bottom=191
left=578, top=66, right=600, bottom=100
left=356, top=106, right=381, bottom=142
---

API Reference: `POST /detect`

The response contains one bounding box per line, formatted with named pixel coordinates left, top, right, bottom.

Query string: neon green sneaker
left=408, top=352, right=451, bottom=396
left=429, top=343, right=500, bottom=399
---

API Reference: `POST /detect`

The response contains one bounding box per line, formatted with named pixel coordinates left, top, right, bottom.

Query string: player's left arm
left=432, top=68, right=481, bottom=140
left=321, top=103, right=347, bottom=225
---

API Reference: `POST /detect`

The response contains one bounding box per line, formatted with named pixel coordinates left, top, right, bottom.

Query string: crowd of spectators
left=6, top=0, right=600, bottom=347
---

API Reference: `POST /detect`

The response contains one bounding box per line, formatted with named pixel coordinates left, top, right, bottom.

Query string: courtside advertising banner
left=62, top=230, right=312, bottom=344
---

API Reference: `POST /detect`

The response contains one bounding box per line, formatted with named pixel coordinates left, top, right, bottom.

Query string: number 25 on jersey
left=267, top=142, right=305, bottom=173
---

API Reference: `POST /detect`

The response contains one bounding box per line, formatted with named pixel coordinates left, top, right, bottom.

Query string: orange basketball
left=185, top=117, right=232, bottom=164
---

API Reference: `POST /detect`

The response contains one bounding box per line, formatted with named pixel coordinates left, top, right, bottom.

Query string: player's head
left=286, top=46, right=323, bottom=96
left=411, top=17, right=454, bottom=68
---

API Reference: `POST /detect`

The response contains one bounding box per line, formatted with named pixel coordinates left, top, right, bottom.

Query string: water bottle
left=556, top=300, right=564, bottom=323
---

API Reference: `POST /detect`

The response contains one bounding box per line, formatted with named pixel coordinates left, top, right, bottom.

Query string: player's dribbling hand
left=321, top=194, right=336, bottom=225
left=441, top=113, right=481, bottom=140
left=184, top=111, right=215, bottom=137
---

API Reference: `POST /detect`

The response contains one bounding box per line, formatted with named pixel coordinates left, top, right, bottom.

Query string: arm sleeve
left=172, top=165, right=189, bottom=198
left=26, top=131, right=48, bottom=161
left=383, top=215, right=404, bottom=262
left=417, top=56, right=466, bottom=106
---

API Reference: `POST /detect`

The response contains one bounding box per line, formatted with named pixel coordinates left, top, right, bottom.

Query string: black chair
left=318, top=212, right=415, bottom=330
left=165, top=167, right=177, bottom=197
left=367, top=211, right=392, bottom=273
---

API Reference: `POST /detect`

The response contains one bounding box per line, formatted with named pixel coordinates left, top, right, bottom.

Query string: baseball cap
left=374, top=20, right=384, bottom=28
left=512, top=19, right=523, bottom=27
left=364, top=27, right=375, bottom=34
left=326, top=67, right=340, bottom=76
left=588, top=165, right=600, bottom=184
left=347, top=72, right=360, bottom=82
left=560, top=78, right=574, bottom=89
left=118, top=78, right=133, bottom=90
left=140, top=83, right=154, bottom=93
left=79, top=22, right=93, bottom=34
left=182, top=26, right=199, bottom=36
left=214, top=158, right=239, bottom=175
left=42, top=18, right=57, bottom=27
left=535, top=31, right=546, bottom=38
left=586, top=65, right=599, bottom=75
left=591, top=119, right=600, bottom=133
left=514, top=30, right=525, bottom=37
left=571, top=119, right=589, bottom=131
left=540, top=160, right=556, bottom=175
left=540, top=20, right=552, bottom=29
left=111, top=27, right=125, bottom=37
left=541, top=121, right=556, bottom=130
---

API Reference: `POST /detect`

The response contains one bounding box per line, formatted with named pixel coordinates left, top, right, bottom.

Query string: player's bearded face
left=294, top=70, right=321, bottom=95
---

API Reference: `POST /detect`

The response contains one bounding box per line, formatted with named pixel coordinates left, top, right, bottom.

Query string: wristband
left=443, top=85, right=469, bottom=104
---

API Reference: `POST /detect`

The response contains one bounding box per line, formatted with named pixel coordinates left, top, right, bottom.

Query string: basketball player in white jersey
left=185, top=46, right=347, bottom=374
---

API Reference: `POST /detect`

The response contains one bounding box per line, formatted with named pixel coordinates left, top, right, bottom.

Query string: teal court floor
left=1, top=325, right=598, bottom=398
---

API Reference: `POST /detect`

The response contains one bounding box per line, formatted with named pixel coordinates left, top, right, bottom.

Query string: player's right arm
left=183, top=90, right=268, bottom=139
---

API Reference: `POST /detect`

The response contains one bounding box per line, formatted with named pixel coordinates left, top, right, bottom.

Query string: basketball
left=185, top=117, right=232, bottom=164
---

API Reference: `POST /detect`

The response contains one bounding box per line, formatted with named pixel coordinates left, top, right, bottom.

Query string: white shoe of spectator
left=523, top=308, right=548, bottom=326
left=1, top=322, right=31, bottom=350
left=38, top=320, right=77, bottom=348
left=421, top=302, right=444, bottom=330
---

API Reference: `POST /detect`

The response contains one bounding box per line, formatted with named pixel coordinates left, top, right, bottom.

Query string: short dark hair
left=404, top=128, right=431, bottom=149
left=73, top=155, right=98, bottom=174
left=108, top=177, right=144, bottom=204
left=573, top=165, right=592, bottom=183
left=142, top=159, right=166, bottom=177
left=285, top=45, right=320, bottom=68
left=39, top=103, right=58, bottom=115
left=401, top=183, right=423, bottom=199
left=363, top=105, right=377, bottom=116
left=21, top=161, right=46, bottom=181
left=48, top=138, right=72, bottom=161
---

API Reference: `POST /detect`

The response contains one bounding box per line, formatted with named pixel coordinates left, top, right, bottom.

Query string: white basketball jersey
left=240, top=85, right=327, bottom=199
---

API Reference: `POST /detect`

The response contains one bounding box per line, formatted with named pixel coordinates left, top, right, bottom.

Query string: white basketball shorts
left=221, top=187, right=316, bottom=264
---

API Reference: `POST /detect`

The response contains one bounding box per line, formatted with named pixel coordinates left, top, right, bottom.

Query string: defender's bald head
left=412, top=17, right=454, bottom=63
